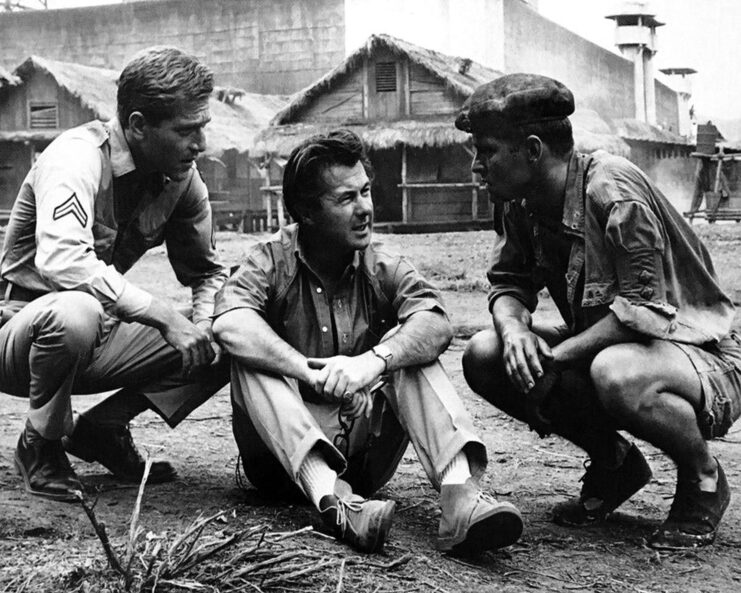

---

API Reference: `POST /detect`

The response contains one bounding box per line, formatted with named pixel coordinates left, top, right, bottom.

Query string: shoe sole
left=13, top=455, right=82, bottom=503
left=438, top=504, right=524, bottom=555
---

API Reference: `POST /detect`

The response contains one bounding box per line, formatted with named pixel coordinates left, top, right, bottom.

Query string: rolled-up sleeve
left=604, top=199, right=677, bottom=337
left=165, top=172, right=228, bottom=324
left=33, top=137, right=152, bottom=319
left=486, top=203, right=540, bottom=313
left=213, top=244, right=274, bottom=319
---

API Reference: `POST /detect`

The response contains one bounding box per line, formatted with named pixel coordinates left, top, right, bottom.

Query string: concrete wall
left=0, top=0, right=345, bottom=95
left=502, top=0, right=679, bottom=130
left=345, top=0, right=505, bottom=71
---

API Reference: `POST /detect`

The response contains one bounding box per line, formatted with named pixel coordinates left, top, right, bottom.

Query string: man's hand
left=306, top=351, right=386, bottom=403
left=161, top=314, right=215, bottom=375
left=500, top=324, right=553, bottom=393
left=524, top=359, right=564, bottom=437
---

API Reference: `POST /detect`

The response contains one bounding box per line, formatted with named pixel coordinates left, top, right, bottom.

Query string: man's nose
left=191, top=128, right=206, bottom=153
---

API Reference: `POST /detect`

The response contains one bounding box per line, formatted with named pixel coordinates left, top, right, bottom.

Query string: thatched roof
left=254, top=106, right=632, bottom=158
left=0, top=64, right=20, bottom=88
left=272, top=33, right=502, bottom=125
left=15, top=55, right=118, bottom=120
left=7, top=57, right=287, bottom=156
left=207, top=89, right=288, bottom=155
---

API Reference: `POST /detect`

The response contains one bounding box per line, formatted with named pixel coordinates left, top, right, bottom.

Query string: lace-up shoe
left=15, top=422, right=84, bottom=502
left=63, top=414, right=176, bottom=483
left=649, top=459, right=730, bottom=550
left=553, top=443, right=652, bottom=526
left=318, top=483, right=396, bottom=553
left=437, top=477, right=523, bottom=555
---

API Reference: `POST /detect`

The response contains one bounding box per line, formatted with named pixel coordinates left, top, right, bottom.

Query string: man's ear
left=127, top=111, right=148, bottom=141
left=524, top=135, right=543, bottom=163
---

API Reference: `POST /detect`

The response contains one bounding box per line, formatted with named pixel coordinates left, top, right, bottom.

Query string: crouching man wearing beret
left=212, top=129, right=523, bottom=555
left=459, top=73, right=741, bottom=549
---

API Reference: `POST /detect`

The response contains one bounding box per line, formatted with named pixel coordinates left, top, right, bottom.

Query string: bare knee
left=590, top=345, right=652, bottom=417
left=462, top=328, right=505, bottom=395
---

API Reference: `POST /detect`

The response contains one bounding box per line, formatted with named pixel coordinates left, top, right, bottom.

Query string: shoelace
left=333, top=496, right=363, bottom=532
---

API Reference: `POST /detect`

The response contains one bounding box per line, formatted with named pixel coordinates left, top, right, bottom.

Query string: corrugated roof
left=272, top=33, right=503, bottom=125
left=611, top=117, right=692, bottom=145
left=7, top=57, right=287, bottom=155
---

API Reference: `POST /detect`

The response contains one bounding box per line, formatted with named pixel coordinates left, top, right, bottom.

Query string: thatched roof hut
left=2, top=56, right=286, bottom=157
left=254, top=33, right=500, bottom=157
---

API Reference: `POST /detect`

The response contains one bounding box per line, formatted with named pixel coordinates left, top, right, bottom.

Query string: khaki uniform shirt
left=0, top=118, right=226, bottom=323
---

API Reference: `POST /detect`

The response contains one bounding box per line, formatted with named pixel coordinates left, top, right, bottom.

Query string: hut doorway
left=370, top=146, right=402, bottom=222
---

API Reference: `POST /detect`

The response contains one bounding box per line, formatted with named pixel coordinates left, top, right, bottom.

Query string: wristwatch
left=371, top=343, right=393, bottom=371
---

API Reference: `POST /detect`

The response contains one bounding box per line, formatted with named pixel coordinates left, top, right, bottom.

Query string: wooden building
left=0, top=56, right=286, bottom=225
left=253, top=34, right=630, bottom=230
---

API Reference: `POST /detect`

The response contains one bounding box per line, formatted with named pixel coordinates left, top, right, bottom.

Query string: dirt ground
left=2, top=225, right=741, bottom=592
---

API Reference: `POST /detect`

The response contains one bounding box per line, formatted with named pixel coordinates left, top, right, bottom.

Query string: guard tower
left=606, top=1, right=664, bottom=125
left=659, top=67, right=697, bottom=138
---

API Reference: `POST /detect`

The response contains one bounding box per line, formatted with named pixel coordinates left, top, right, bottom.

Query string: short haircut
left=117, top=46, right=214, bottom=127
left=484, top=118, right=574, bottom=157
left=282, top=129, right=373, bottom=222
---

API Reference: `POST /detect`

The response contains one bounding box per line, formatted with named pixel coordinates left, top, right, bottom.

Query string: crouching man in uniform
left=0, top=46, right=228, bottom=501
left=212, top=129, right=523, bottom=555
left=459, top=73, right=741, bottom=549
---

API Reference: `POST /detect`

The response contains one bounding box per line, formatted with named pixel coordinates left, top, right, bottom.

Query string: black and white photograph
left=1, top=1, right=740, bottom=591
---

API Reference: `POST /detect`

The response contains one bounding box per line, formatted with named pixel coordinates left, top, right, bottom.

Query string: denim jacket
left=487, top=150, right=735, bottom=344
left=0, top=118, right=226, bottom=324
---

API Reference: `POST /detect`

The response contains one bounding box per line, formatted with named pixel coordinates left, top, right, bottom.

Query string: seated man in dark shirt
left=212, top=129, right=522, bottom=555
left=459, top=73, right=741, bottom=549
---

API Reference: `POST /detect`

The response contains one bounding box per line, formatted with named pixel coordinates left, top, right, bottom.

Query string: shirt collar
left=293, top=224, right=362, bottom=274
left=106, top=117, right=137, bottom=178
left=560, top=151, right=588, bottom=238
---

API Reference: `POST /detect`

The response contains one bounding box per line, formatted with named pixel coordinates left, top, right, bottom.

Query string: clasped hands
left=306, top=351, right=387, bottom=419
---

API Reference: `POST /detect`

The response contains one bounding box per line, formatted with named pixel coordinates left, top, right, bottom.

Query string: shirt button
left=640, top=286, right=654, bottom=299
left=321, top=326, right=328, bottom=333
left=316, top=287, right=323, bottom=293
left=638, top=270, right=651, bottom=284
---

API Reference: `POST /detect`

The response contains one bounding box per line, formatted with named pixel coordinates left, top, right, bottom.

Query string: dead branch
left=335, top=558, right=346, bottom=593
left=77, top=491, right=129, bottom=583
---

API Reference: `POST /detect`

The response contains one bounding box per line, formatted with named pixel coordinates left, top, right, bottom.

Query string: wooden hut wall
left=300, top=69, right=365, bottom=122
left=405, top=145, right=489, bottom=222
left=408, top=63, right=460, bottom=118
left=0, top=71, right=96, bottom=131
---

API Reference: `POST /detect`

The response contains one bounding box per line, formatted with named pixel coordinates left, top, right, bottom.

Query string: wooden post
left=401, top=144, right=409, bottom=223
left=471, top=170, right=478, bottom=220
left=276, top=192, right=285, bottom=227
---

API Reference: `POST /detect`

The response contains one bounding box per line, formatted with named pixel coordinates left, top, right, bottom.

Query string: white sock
left=299, top=449, right=338, bottom=509
left=440, top=451, right=472, bottom=486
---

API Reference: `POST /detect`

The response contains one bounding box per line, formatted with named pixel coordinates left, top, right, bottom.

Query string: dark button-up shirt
left=214, top=224, right=447, bottom=358
left=487, top=150, right=735, bottom=344
left=0, top=118, right=226, bottom=323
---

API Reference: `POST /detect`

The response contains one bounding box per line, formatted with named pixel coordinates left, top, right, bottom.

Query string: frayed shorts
left=674, top=331, right=741, bottom=440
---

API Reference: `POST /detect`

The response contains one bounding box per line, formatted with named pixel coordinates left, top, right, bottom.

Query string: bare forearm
left=381, top=311, right=452, bottom=371
left=492, top=295, right=533, bottom=336
left=552, top=312, right=642, bottom=364
left=212, top=308, right=311, bottom=382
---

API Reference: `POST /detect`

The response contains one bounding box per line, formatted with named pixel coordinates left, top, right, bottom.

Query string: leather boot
left=62, top=414, right=177, bottom=483
left=15, top=422, right=84, bottom=502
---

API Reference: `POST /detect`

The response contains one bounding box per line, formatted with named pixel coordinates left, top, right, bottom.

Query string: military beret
left=455, top=73, right=575, bottom=133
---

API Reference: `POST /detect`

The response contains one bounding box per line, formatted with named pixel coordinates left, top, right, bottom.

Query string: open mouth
left=352, top=222, right=370, bottom=233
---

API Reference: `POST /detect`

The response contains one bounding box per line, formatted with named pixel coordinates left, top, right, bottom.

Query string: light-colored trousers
left=231, top=356, right=487, bottom=499
left=0, top=291, right=228, bottom=440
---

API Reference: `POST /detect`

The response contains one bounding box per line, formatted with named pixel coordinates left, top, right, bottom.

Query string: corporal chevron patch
left=52, top=192, right=88, bottom=227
